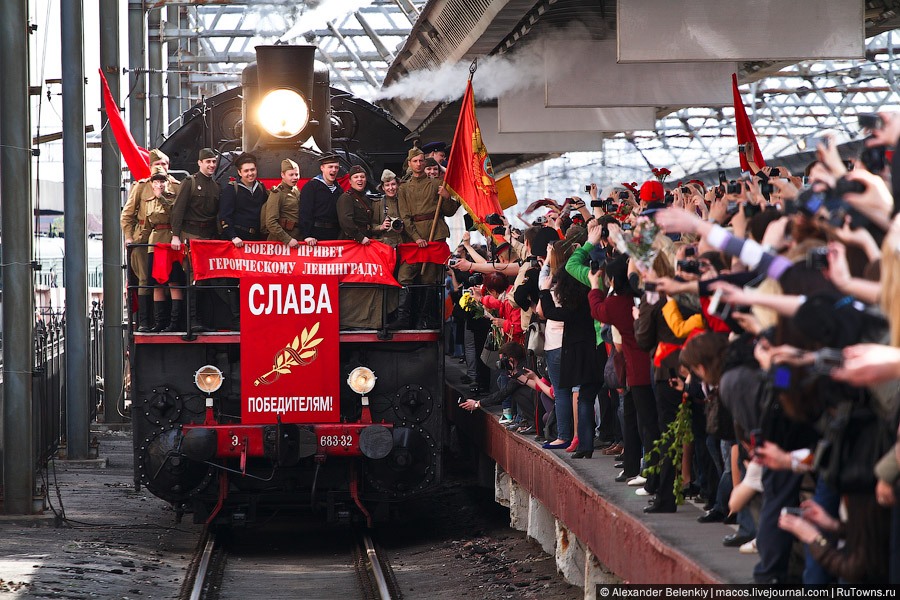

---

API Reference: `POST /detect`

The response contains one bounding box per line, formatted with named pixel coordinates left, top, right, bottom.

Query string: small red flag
left=443, top=79, right=504, bottom=243
left=732, top=73, right=766, bottom=172
left=99, top=69, right=150, bottom=180
left=397, top=241, right=452, bottom=265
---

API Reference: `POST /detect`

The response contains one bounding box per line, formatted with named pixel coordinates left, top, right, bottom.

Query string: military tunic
left=336, top=189, right=388, bottom=329
left=371, top=194, right=403, bottom=248
left=265, top=182, right=302, bottom=243
left=397, top=174, right=460, bottom=284
left=337, top=189, right=377, bottom=243
left=121, top=176, right=181, bottom=294
left=171, top=172, right=221, bottom=241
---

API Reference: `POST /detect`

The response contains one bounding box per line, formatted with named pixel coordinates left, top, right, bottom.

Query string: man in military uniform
left=219, top=152, right=268, bottom=246
left=372, top=169, right=403, bottom=248
left=143, top=166, right=186, bottom=332
left=170, top=148, right=220, bottom=332
left=390, top=147, right=458, bottom=329
left=120, top=148, right=179, bottom=332
left=336, top=165, right=392, bottom=329
left=265, top=159, right=302, bottom=247
left=299, top=154, right=343, bottom=244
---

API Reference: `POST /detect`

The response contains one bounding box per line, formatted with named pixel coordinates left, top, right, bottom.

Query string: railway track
left=181, top=525, right=401, bottom=600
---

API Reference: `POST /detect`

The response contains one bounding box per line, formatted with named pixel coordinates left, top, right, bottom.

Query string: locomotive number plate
left=319, top=434, right=354, bottom=448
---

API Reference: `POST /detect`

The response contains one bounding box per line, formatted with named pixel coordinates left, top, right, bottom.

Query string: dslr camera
left=387, top=217, right=404, bottom=231
left=677, top=259, right=701, bottom=275
left=806, top=247, right=829, bottom=270
left=467, top=273, right=484, bottom=287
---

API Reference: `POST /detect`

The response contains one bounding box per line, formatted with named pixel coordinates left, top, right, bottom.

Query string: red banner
left=397, top=241, right=451, bottom=265
left=443, top=79, right=505, bottom=244
left=188, top=240, right=399, bottom=286
left=732, top=73, right=766, bottom=171
left=99, top=69, right=151, bottom=180
left=241, top=276, right=340, bottom=424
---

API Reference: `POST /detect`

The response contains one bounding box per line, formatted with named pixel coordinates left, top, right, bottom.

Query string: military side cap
left=424, top=157, right=439, bottom=168
left=198, top=148, right=216, bottom=160
left=149, top=165, right=168, bottom=181
left=281, top=158, right=299, bottom=172
left=318, top=153, right=340, bottom=165
left=422, top=141, right=448, bottom=154
left=380, top=169, right=397, bottom=183
left=348, top=164, right=366, bottom=176
left=407, top=147, right=424, bottom=160
left=149, top=148, right=169, bottom=164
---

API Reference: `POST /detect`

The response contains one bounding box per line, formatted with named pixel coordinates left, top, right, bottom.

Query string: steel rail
left=362, top=531, right=393, bottom=600
left=189, top=533, right=217, bottom=600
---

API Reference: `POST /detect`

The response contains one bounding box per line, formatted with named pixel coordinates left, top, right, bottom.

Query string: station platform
left=0, top=429, right=203, bottom=598
left=443, top=357, right=758, bottom=588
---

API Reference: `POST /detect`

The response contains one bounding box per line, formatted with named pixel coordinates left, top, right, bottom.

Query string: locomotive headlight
left=194, top=365, right=224, bottom=394
left=347, top=367, right=376, bottom=395
left=257, top=88, right=309, bottom=138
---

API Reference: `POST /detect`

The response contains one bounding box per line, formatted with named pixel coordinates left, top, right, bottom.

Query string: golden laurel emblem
left=253, top=322, right=324, bottom=386
left=471, top=127, right=497, bottom=194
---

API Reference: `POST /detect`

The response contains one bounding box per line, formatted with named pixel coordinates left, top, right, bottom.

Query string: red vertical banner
left=240, top=275, right=341, bottom=424
left=732, top=73, right=766, bottom=171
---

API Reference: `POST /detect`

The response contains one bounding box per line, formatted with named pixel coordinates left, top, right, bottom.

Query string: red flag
left=151, top=244, right=186, bottom=283
left=99, top=68, right=150, bottom=180
left=732, top=73, right=766, bottom=172
left=443, top=79, right=504, bottom=243
left=397, top=241, right=451, bottom=265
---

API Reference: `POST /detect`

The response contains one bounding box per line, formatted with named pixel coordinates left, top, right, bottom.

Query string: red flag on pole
left=99, top=68, right=151, bottom=180
left=732, top=73, right=766, bottom=172
left=442, top=76, right=504, bottom=243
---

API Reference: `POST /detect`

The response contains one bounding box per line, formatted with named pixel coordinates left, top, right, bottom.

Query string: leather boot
left=137, top=295, right=153, bottom=332
left=415, top=288, right=439, bottom=330
left=187, top=290, right=211, bottom=333
left=162, top=299, right=184, bottom=332
left=387, top=288, right=411, bottom=330
left=150, top=300, right=170, bottom=332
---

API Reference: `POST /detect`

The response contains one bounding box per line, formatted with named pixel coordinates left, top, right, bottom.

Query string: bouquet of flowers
left=615, top=215, right=661, bottom=271
left=458, top=292, right=485, bottom=319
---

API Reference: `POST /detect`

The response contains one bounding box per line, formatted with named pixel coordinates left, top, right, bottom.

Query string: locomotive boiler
left=129, top=45, right=445, bottom=526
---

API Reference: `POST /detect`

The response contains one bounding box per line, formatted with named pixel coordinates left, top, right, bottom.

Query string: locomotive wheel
left=364, top=424, right=436, bottom=498
left=138, top=425, right=214, bottom=504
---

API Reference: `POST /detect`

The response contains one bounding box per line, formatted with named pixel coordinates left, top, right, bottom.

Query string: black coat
left=298, top=177, right=343, bottom=240
left=218, top=180, right=267, bottom=240
left=539, top=289, right=604, bottom=388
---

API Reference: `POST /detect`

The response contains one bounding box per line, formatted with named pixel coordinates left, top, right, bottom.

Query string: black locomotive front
left=130, top=45, right=445, bottom=526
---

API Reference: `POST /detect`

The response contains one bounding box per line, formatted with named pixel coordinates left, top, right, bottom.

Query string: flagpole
left=421, top=59, right=478, bottom=275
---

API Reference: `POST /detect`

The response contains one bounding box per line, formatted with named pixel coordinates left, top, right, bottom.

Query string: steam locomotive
left=129, top=45, right=445, bottom=526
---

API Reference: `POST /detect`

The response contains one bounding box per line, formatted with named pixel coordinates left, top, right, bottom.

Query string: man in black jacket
left=460, top=342, right=538, bottom=434
left=299, top=154, right=343, bottom=244
left=219, top=152, right=267, bottom=246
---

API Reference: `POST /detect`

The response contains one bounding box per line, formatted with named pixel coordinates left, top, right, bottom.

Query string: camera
left=812, top=347, right=844, bottom=374
left=388, top=217, right=404, bottom=231
left=448, top=257, right=460, bottom=268
left=590, top=199, right=603, bottom=208
left=743, top=203, right=761, bottom=218
left=806, top=247, right=829, bottom=270
left=497, top=356, right=513, bottom=371
left=858, top=113, right=883, bottom=130
left=677, top=259, right=701, bottom=274
left=725, top=181, right=742, bottom=194
left=749, top=428, right=765, bottom=450
left=644, top=281, right=657, bottom=292
left=492, top=226, right=507, bottom=236
left=590, top=259, right=601, bottom=274
left=680, top=186, right=690, bottom=194
left=781, top=507, right=803, bottom=517
left=718, top=170, right=727, bottom=185
left=759, top=180, right=774, bottom=200
left=683, top=246, right=696, bottom=257
left=618, top=191, right=630, bottom=200
left=621, top=222, right=633, bottom=231
left=768, top=167, right=781, bottom=177
left=484, top=213, right=504, bottom=226
left=467, top=273, right=483, bottom=287
left=527, top=256, right=540, bottom=268
left=860, top=142, right=886, bottom=173
left=533, top=216, right=547, bottom=225
left=584, top=185, right=592, bottom=193
left=664, top=192, right=674, bottom=203
left=737, top=143, right=746, bottom=153
left=726, top=200, right=739, bottom=215
left=603, top=199, right=617, bottom=213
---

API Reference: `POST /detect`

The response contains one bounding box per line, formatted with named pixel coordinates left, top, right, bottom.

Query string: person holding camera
left=372, top=169, right=403, bottom=248
left=459, top=342, right=546, bottom=435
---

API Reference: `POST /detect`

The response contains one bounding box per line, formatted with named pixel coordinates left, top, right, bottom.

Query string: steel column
left=147, top=8, right=164, bottom=147
left=100, top=0, right=125, bottom=424
left=128, top=0, right=147, bottom=149
left=166, top=4, right=181, bottom=134
left=61, top=0, right=90, bottom=460
left=0, top=0, right=35, bottom=515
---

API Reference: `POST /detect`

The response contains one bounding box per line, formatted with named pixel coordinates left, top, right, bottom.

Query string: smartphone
left=644, top=281, right=657, bottom=292
left=590, top=260, right=600, bottom=274
left=749, top=428, right=765, bottom=450
left=781, top=507, right=803, bottom=517
left=584, top=185, right=592, bottom=193
left=718, top=170, right=727, bottom=185
left=769, top=167, right=781, bottom=177
left=858, top=113, right=883, bottom=130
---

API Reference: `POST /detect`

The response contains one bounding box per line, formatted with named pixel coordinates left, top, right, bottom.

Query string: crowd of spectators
left=454, top=113, right=900, bottom=584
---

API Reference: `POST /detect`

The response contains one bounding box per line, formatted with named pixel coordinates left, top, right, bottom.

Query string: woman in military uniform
left=144, top=166, right=186, bottom=332
left=336, top=165, right=392, bottom=329
left=265, top=159, right=302, bottom=246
